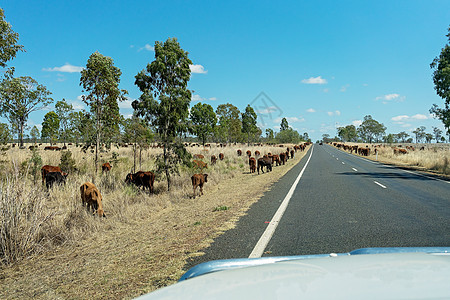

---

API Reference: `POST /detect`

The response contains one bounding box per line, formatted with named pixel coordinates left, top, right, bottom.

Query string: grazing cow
left=271, top=154, right=281, bottom=166
left=237, top=149, right=242, bottom=156
left=257, top=157, right=272, bottom=174
left=191, top=173, right=208, bottom=198
left=249, top=157, right=256, bottom=173
left=211, top=155, right=217, bottom=165
left=290, top=150, right=295, bottom=159
left=44, top=146, right=61, bottom=151
left=45, top=171, right=67, bottom=189
left=41, top=165, right=63, bottom=184
left=125, top=171, right=155, bottom=193
left=246, top=150, right=251, bottom=157
left=279, top=153, right=287, bottom=165
left=193, top=159, right=208, bottom=170
left=102, top=162, right=112, bottom=173
left=80, top=182, right=105, bottom=217
left=193, top=154, right=204, bottom=159
left=219, top=153, right=224, bottom=160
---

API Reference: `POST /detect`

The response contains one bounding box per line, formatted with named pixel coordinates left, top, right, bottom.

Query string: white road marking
left=352, top=168, right=358, bottom=172
left=374, top=181, right=387, bottom=189
left=342, top=162, right=345, bottom=165
left=336, top=158, right=339, bottom=160
left=249, top=145, right=314, bottom=258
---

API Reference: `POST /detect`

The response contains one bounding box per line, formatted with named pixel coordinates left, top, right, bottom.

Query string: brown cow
left=125, top=171, right=156, bottom=193
left=257, top=157, right=272, bottom=174
left=254, top=150, right=261, bottom=157
left=191, top=173, right=208, bottom=198
left=102, top=162, right=111, bottom=173
left=41, top=165, right=62, bottom=184
left=290, top=150, right=294, bottom=159
left=279, top=153, right=287, bottom=165
left=193, top=154, right=204, bottom=159
left=219, top=153, right=224, bottom=160
left=249, top=157, right=256, bottom=173
left=80, top=182, right=105, bottom=217
left=193, top=159, right=208, bottom=170
left=272, top=154, right=281, bottom=166
left=246, top=150, right=251, bottom=157
left=237, top=149, right=242, bottom=156
left=211, top=155, right=217, bottom=165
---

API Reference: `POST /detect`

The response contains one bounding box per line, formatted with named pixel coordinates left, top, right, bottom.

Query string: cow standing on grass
left=191, top=173, right=208, bottom=198
left=41, top=165, right=67, bottom=184
left=257, top=157, right=272, bottom=174
left=45, top=172, right=67, bottom=189
left=249, top=157, right=256, bottom=173
left=80, top=182, right=106, bottom=217
left=125, top=171, right=156, bottom=193
left=102, top=162, right=111, bottom=173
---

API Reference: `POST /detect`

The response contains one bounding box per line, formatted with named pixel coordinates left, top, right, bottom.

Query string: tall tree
left=276, top=127, right=301, bottom=143
left=41, top=111, right=60, bottom=145
left=80, top=51, right=127, bottom=172
left=55, top=99, right=73, bottom=146
left=412, top=126, right=426, bottom=143
left=30, top=125, right=39, bottom=144
left=357, top=115, right=386, bottom=143
left=0, top=8, right=24, bottom=69
left=133, top=38, right=192, bottom=191
left=430, top=25, right=450, bottom=135
left=280, top=117, right=289, bottom=131
left=265, top=128, right=274, bottom=142
left=0, top=76, right=52, bottom=147
left=216, top=103, right=241, bottom=143
left=395, top=131, right=409, bottom=143
left=241, top=104, right=258, bottom=146
left=433, top=126, right=443, bottom=143
left=337, top=125, right=357, bottom=142
left=190, top=102, right=217, bottom=146
left=68, top=110, right=94, bottom=145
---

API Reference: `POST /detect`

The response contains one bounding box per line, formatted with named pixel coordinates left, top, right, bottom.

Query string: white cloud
left=43, top=63, right=84, bottom=73
left=274, top=117, right=305, bottom=123
left=352, top=120, right=362, bottom=127
left=376, top=93, right=405, bottom=103
left=191, top=94, right=216, bottom=102
left=77, top=95, right=85, bottom=101
left=189, top=64, right=208, bottom=74
left=301, top=76, right=327, bottom=84
left=256, top=106, right=278, bottom=114
left=306, top=108, right=316, bottom=113
left=327, top=110, right=341, bottom=116
left=71, top=102, right=84, bottom=110
left=119, top=97, right=134, bottom=109
left=138, top=44, right=154, bottom=52
left=391, top=114, right=431, bottom=123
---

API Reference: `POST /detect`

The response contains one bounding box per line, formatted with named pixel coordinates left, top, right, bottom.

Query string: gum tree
left=241, top=104, right=258, bottom=146
left=190, top=102, right=217, bottom=146
left=0, top=76, right=52, bottom=147
left=80, top=51, right=127, bottom=172
left=0, top=8, right=24, bottom=69
left=430, top=25, right=450, bottom=135
left=133, top=38, right=192, bottom=191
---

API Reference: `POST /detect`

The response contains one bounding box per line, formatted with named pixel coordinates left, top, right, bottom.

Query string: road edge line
left=248, top=145, right=314, bottom=258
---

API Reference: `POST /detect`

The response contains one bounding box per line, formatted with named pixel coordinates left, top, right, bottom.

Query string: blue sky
left=2, top=0, right=450, bottom=142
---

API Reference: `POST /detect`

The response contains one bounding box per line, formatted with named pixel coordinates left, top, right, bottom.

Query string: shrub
left=60, top=150, right=76, bottom=173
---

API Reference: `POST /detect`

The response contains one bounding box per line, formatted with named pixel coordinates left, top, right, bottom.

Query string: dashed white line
left=342, top=162, right=345, bottom=165
left=374, top=181, right=387, bottom=189
left=352, top=168, right=358, bottom=172
left=249, top=145, right=314, bottom=258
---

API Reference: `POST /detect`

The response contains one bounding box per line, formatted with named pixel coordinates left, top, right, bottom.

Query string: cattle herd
left=330, top=142, right=426, bottom=156
left=38, top=142, right=310, bottom=218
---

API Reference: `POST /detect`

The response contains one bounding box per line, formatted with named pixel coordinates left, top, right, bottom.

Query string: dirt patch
left=0, top=146, right=310, bottom=299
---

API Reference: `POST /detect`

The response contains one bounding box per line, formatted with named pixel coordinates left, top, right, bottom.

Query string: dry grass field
left=0, top=142, right=310, bottom=299
left=330, top=142, right=450, bottom=176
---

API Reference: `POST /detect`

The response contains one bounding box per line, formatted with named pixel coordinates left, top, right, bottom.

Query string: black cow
left=257, top=157, right=272, bottom=174
left=125, top=171, right=155, bottom=193
left=45, top=171, right=67, bottom=189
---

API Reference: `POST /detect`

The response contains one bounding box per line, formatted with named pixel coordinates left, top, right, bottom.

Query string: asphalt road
left=185, top=144, right=450, bottom=269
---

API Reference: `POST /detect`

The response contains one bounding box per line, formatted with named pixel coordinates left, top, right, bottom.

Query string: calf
left=125, top=171, right=155, bottom=193
left=257, top=157, right=272, bottom=174
left=102, top=162, right=111, bottom=173
left=41, top=165, right=62, bottom=184
left=249, top=157, right=256, bottom=173
left=191, top=173, right=208, bottom=198
left=210, top=155, right=217, bottom=165
left=45, top=171, right=67, bottom=189
left=80, top=182, right=105, bottom=217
